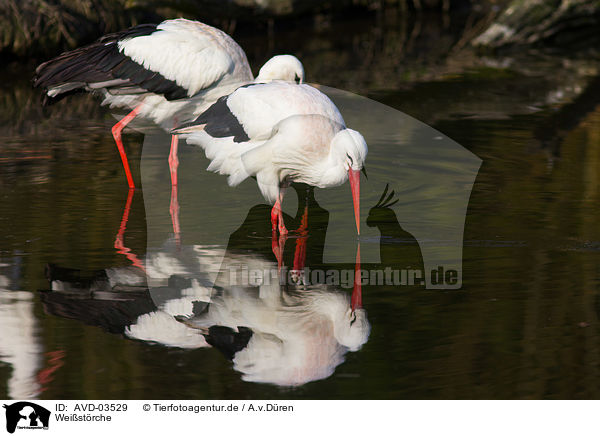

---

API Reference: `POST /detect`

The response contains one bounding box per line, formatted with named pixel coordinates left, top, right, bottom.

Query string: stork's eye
left=346, top=153, right=354, bottom=165
left=350, top=312, right=357, bottom=326
left=294, top=74, right=301, bottom=84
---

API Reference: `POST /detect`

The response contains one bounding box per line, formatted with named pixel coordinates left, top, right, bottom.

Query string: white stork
left=34, top=18, right=305, bottom=189
left=173, top=81, right=368, bottom=236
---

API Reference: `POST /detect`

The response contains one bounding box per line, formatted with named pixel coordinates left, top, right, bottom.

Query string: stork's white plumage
left=173, top=81, right=368, bottom=236
left=34, top=18, right=305, bottom=189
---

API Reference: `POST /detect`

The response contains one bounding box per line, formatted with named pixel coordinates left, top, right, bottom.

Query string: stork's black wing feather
left=34, top=22, right=188, bottom=105
left=176, top=94, right=251, bottom=142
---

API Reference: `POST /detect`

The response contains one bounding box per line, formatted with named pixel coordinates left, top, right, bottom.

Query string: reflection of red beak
left=349, top=169, right=361, bottom=235
left=352, top=244, right=362, bottom=311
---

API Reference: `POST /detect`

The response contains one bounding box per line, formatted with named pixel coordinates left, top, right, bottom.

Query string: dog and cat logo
left=2, top=402, right=50, bottom=433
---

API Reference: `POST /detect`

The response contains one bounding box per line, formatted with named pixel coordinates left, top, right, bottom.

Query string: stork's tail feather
left=171, top=123, right=207, bottom=135
left=33, top=23, right=160, bottom=105
left=34, top=43, right=120, bottom=103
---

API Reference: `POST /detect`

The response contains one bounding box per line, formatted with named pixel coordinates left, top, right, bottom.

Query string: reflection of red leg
left=293, top=238, right=306, bottom=271
left=291, top=236, right=306, bottom=283
left=168, top=135, right=179, bottom=187
left=114, top=189, right=145, bottom=271
left=272, top=231, right=287, bottom=270
left=37, top=350, right=65, bottom=392
left=352, top=244, right=362, bottom=310
left=111, top=105, right=142, bottom=189
left=170, top=183, right=181, bottom=247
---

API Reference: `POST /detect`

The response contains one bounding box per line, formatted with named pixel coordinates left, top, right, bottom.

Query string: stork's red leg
left=270, top=189, right=288, bottom=236
left=278, top=208, right=288, bottom=235
left=271, top=201, right=279, bottom=232
left=114, top=189, right=145, bottom=271
left=295, top=205, right=309, bottom=234
left=271, top=188, right=288, bottom=268
left=111, top=105, right=142, bottom=189
left=168, top=134, right=179, bottom=187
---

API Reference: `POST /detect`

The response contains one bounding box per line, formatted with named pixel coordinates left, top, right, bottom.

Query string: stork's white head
left=256, top=55, right=305, bottom=84
left=334, top=129, right=368, bottom=173
left=334, top=307, right=371, bottom=352
left=329, top=128, right=368, bottom=234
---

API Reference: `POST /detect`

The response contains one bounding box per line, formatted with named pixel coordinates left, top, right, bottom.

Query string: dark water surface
left=1, top=11, right=600, bottom=399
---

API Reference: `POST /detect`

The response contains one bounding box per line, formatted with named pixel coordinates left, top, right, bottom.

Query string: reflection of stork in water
left=177, top=277, right=368, bottom=386
left=42, top=244, right=368, bottom=386
left=0, top=264, right=44, bottom=399
left=41, top=190, right=368, bottom=386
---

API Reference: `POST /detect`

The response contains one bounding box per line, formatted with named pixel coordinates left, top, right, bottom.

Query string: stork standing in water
left=173, top=81, right=368, bottom=245
left=34, top=18, right=305, bottom=189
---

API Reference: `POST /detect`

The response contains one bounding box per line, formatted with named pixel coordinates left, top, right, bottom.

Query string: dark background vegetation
left=2, top=0, right=600, bottom=59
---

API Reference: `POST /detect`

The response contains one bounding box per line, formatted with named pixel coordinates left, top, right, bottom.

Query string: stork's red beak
left=349, top=169, right=361, bottom=235
left=351, top=243, right=362, bottom=311
left=349, top=169, right=362, bottom=311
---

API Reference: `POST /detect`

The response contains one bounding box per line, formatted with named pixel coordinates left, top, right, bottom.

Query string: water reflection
left=40, top=184, right=372, bottom=386
left=30, top=79, right=480, bottom=387
left=0, top=261, right=43, bottom=399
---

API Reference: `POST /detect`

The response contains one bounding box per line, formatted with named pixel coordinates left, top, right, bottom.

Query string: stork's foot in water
left=290, top=235, right=307, bottom=284
left=290, top=205, right=308, bottom=281
left=293, top=235, right=307, bottom=271
left=279, top=221, right=288, bottom=236
left=271, top=231, right=287, bottom=270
